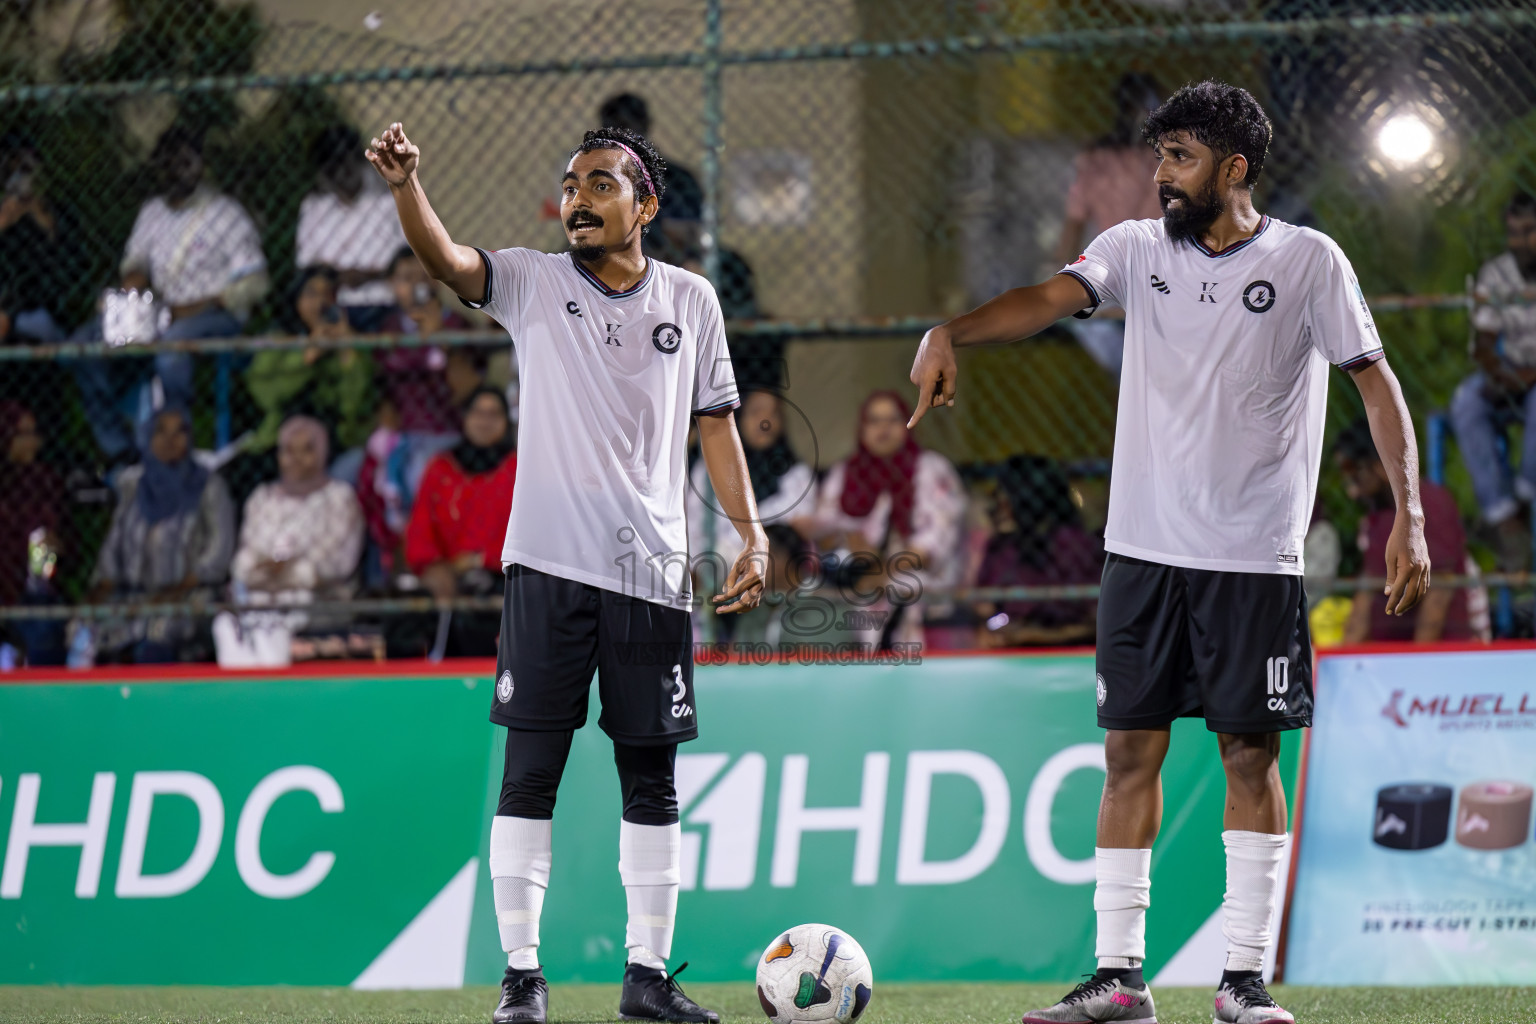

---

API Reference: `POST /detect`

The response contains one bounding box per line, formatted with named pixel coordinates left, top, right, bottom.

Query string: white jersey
left=1059, top=216, right=1382, bottom=575
left=467, top=248, right=740, bottom=607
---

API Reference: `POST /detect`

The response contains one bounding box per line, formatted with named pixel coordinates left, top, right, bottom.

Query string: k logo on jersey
left=497, top=670, right=515, bottom=703
left=652, top=322, right=683, bottom=354
left=1243, top=280, right=1276, bottom=313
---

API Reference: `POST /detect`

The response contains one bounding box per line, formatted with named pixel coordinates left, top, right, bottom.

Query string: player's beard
left=1160, top=169, right=1225, bottom=246
left=567, top=213, right=607, bottom=263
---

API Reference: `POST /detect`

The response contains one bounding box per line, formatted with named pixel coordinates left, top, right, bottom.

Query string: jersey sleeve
left=1307, top=240, right=1383, bottom=371
left=1056, top=221, right=1132, bottom=319
left=459, top=247, right=543, bottom=330
left=692, top=285, right=740, bottom=415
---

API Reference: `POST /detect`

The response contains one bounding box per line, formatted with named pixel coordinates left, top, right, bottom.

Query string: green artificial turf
left=2, top=983, right=1534, bottom=1024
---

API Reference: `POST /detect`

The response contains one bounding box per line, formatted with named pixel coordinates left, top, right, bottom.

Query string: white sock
left=490, top=816, right=552, bottom=969
left=1094, top=847, right=1151, bottom=970
left=1221, top=830, right=1287, bottom=973
left=619, top=820, right=681, bottom=969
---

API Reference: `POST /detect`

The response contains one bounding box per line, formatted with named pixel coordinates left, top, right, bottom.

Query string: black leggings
left=496, top=728, right=679, bottom=826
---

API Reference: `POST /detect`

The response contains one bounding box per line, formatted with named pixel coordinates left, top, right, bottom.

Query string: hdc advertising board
left=0, top=656, right=1292, bottom=986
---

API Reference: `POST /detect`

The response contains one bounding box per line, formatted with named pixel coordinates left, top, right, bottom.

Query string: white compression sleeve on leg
left=618, top=820, right=681, bottom=969
left=490, top=816, right=553, bottom=969
left=1094, top=847, right=1152, bottom=968
left=1221, top=830, right=1287, bottom=973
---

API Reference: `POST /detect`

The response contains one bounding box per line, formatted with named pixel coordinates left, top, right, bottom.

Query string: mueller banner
left=1285, top=649, right=1536, bottom=985
left=0, top=656, right=1296, bottom=986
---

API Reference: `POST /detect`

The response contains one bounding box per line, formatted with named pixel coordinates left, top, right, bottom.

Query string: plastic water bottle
left=66, top=623, right=96, bottom=670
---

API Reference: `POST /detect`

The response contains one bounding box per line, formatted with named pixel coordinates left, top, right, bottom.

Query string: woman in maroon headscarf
left=0, top=401, right=64, bottom=607
left=806, top=390, right=966, bottom=647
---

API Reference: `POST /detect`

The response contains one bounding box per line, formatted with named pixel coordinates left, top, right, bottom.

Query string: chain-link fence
left=1, top=0, right=1534, bottom=667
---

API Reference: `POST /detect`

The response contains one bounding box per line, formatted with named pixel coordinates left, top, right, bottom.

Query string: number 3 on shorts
left=670, top=663, right=692, bottom=718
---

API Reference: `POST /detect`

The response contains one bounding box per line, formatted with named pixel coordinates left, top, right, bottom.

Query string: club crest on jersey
left=497, top=670, right=514, bottom=703
left=1243, top=280, right=1277, bottom=313
left=652, top=322, right=683, bottom=354
left=1096, top=673, right=1107, bottom=707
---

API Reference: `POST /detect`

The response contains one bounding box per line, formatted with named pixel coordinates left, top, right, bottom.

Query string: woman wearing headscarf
left=806, top=390, right=966, bottom=648
left=686, top=388, right=817, bottom=593
left=232, top=415, right=365, bottom=604
left=0, top=401, right=66, bottom=665
left=0, top=401, right=62, bottom=606
left=88, top=406, right=235, bottom=663
left=406, top=387, right=517, bottom=597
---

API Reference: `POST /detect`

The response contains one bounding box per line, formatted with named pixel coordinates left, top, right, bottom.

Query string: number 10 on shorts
left=1266, top=656, right=1289, bottom=711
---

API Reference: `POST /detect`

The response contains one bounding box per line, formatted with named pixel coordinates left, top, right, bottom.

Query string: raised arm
left=908, top=274, right=1094, bottom=428
left=696, top=410, right=768, bottom=614
left=1351, top=358, right=1430, bottom=615
left=366, top=123, right=486, bottom=303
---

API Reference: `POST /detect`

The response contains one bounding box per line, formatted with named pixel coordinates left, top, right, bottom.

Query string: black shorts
left=1095, top=553, right=1313, bottom=733
left=491, top=564, right=698, bottom=745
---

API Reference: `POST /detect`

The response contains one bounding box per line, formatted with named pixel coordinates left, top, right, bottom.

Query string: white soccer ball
left=755, top=923, right=874, bottom=1024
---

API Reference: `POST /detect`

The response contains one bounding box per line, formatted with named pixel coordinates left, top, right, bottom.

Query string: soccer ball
left=755, top=923, right=874, bottom=1024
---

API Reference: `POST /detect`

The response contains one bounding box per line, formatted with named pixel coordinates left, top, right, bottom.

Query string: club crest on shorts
left=497, top=670, right=514, bottom=703
left=1096, top=673, right=1107, bottom=707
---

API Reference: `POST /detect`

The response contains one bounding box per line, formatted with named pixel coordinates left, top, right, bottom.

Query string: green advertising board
left=0, top=656, right=1296, bottom=986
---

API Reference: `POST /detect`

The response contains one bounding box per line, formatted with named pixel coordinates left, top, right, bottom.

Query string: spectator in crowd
left=294, top=125, right=406, bottom=333
left=1052, top=72, right=1162, bottom=376
left=72, top=125, right=268, bottom=464
left=726, top=524, right=859, bottom=651
left=972, top=454, right=1104, bottom=648
left=403, top=387, right=517, bottom=655
left=598, top=92, right=704, bottom=255
left=356, top=395, right=408, bottom=578
left=0, top=134, right=77, bottom=343
left=232, top=415, right=364, bottom=603
left=86, top=406, right=235, bottom=663
left=1335, top=420, right=1489, bottom=644
left=1449, top=191, right=1536, bottom=571
left=0, top=401, right=67, bottom=667
left=688, top=388, right=816, bottom=599
left=406, top=386, right=517, bottom=593
left=0, top=401, right=63, bottom=601
left=376, top=246, right=483, bottom=494
left=805, top=390, right=966, bottom=648
left=244, top=265, right=374, bottom=461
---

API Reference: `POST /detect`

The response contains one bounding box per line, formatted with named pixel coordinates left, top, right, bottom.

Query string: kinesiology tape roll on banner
left=1373, top=783, right=1453, bottom=850
left=1454, top=781, right=1533, bottom=851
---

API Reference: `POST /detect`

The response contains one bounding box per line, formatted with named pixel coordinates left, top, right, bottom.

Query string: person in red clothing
left=1335, top=420, right=1489, bottom=643
left=406, top=386, right=517, bottom=603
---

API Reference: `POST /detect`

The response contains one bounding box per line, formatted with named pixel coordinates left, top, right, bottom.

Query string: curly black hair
left=570, top=126, right=667, bottom=206
left=1142, top=80, right=1272, bottom=190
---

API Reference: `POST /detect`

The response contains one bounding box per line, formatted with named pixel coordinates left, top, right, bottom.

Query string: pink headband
left=609, top=142, right=655, bottom=197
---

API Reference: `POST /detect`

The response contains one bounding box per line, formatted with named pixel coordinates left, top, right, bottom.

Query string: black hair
left=1142, top=80, right=1272, bottom=189
left=311, top=124, right=361, bottom=170
left=388, top=244, right=419, bottom=276
left=598, top=93, right=651, bottom=135
left=1334, top=419, right=1380, bottom=465
left=153, top=123, right=205, bottom=160
left=1508, top=191, right=1536, bottom=219
left=1107, top=72, right=1161, bottom=147
left=282, top=264, right=340, bottom=334
left=570, top=126, right=667, bottom=206
left=462, top=384, right=510, bottom=418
